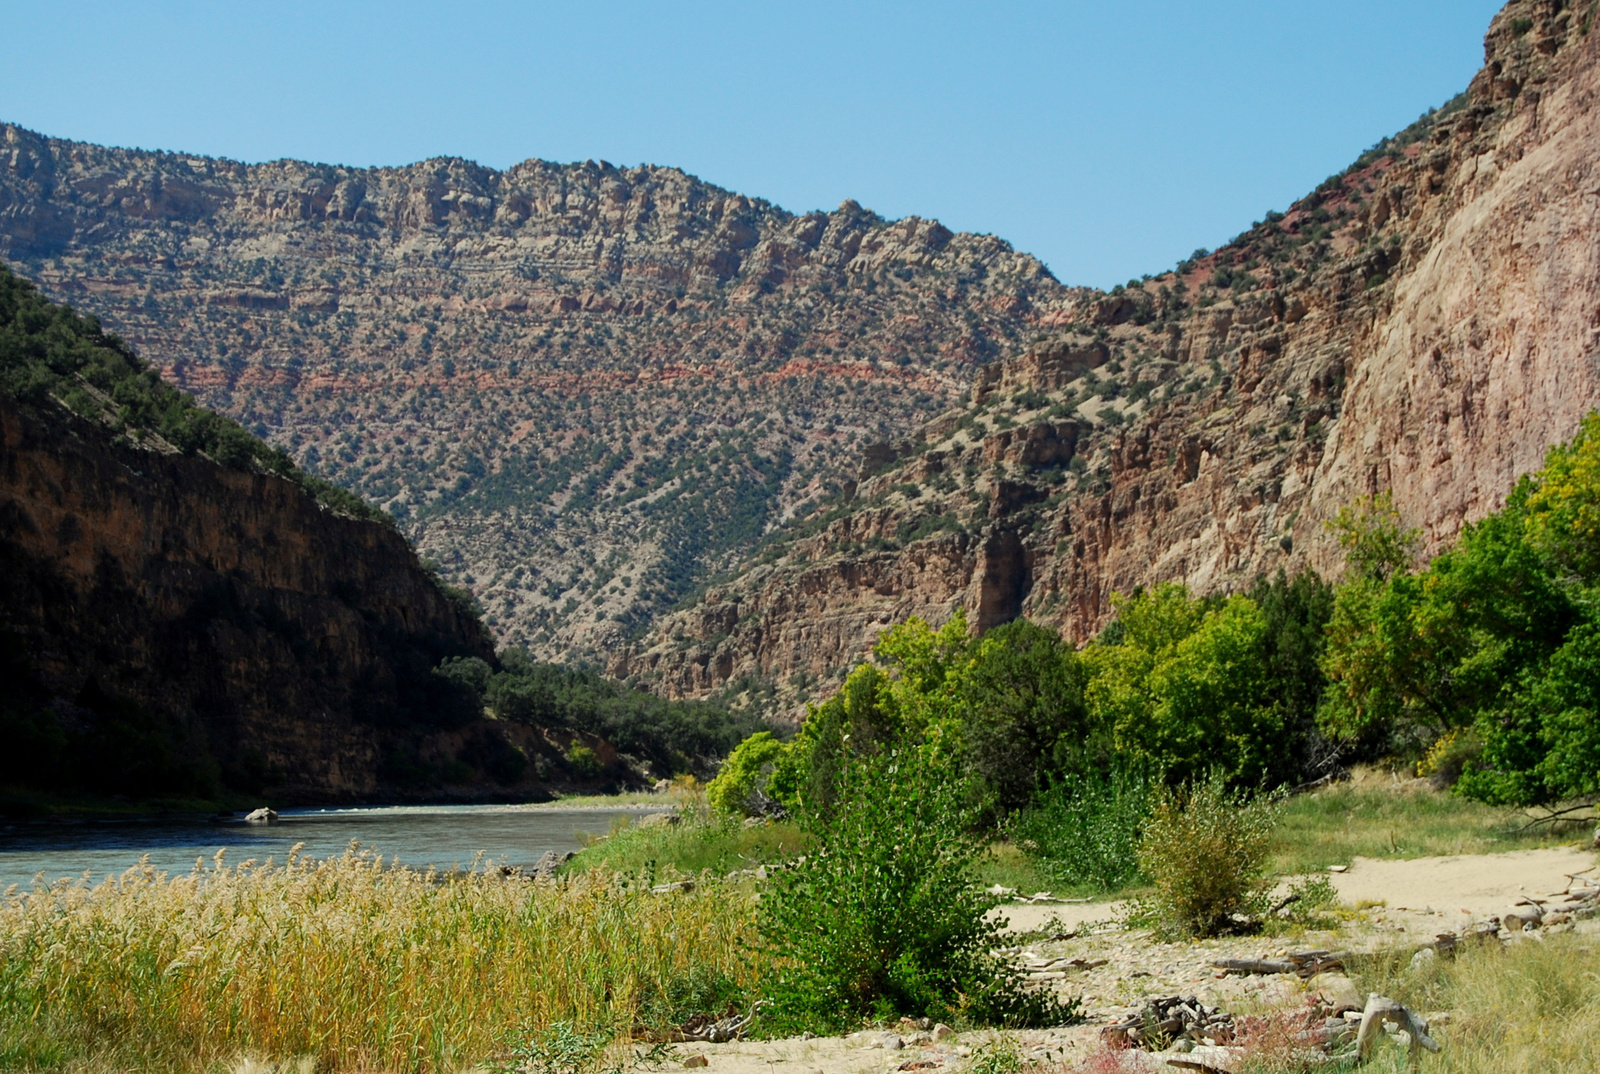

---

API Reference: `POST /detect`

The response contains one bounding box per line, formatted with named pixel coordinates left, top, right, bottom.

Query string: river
left=0, top=803, right=658, bottom=890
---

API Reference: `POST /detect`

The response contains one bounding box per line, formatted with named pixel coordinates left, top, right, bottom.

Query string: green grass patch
left=565, top=813, right=807, bottom=878
left=974, top=842, right=1056, bottom=895
left=534, top=790, right=676, bottom=809
left=1272, top=775, right=1577, bottom=875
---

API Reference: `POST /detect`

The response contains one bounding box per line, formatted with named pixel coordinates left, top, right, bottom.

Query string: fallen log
left=1212, top=951, right=1344, bottom=978
left=1212, top=958, right=1296, bottom=976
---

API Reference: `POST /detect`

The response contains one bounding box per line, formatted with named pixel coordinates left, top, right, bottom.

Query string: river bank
left=0, top=801, right=663, bottom=889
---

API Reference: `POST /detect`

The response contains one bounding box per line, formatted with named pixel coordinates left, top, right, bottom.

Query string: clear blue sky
left=2, top=1, right=1506, bottom=288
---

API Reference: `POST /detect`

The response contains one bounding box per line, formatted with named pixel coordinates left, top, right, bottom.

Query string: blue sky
left=2, top=1, right=1505, bottom=288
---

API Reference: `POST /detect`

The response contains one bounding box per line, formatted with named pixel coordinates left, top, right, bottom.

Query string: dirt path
left=669, top=846, right=1598, bottom=1074
left=993, top=843, right=1596, bottom=936
left=1326, top=844, right=1595, bottom=916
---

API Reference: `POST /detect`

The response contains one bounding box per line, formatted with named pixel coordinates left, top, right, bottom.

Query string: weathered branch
left=1356, top=994, right=1440, bottom=1060
left=1515, top=798, right=1600, bottom=833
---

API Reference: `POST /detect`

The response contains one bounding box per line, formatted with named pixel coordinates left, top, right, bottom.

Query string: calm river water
left=0, top=804, right=655, bottom=890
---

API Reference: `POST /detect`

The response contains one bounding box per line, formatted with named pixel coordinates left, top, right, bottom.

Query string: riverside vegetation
left=6, top=417, right=1599, bottom=1071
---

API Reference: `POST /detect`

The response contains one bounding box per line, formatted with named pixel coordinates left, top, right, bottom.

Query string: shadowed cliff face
left=625, top=0, right=1600, bottom=712
left=0, top=392, right=508, bottom=802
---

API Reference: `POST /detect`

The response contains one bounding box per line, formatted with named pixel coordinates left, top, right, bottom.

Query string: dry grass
left=1341, top=930, right=1600, bottom=1073
left=1271, top=768, right=1578, bottom=876
left=1056, top=932, right=1600, bottom=1072
left=0, top=843, right=759, bottom=1073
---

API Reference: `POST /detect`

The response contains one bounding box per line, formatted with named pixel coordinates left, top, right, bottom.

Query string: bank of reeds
left=0, top=844, right=760, bottom=1072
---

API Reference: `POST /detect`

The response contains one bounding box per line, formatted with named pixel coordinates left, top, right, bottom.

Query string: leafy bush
left=706, top=731, right=787, bottom=817
left=1134, top=773, right=1280, bottom=937
left=759, top=747, right=1076, bottom=1032
left=1274, top=874, right=1340, bottom=930
left=1013, top=766, right=1152, bottom=892
left=565, top=744, right=603, bottom=778
left=493, top=1021, right=617, bottom=1074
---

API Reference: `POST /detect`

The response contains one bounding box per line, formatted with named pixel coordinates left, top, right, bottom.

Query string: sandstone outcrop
left=624, top=0, right=1600, bottom=710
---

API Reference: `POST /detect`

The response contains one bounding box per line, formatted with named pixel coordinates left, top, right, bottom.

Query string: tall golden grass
left=0, top=844, right=759, bottom=1072
left=1341, top=930, right=1600, bottom=1073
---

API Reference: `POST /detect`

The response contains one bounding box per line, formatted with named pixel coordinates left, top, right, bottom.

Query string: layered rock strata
left=0, top=137, right=1075, bottom=662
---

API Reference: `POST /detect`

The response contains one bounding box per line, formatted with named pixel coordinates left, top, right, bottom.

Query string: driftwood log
left=1211, top=950, right=1344, bottom=978
left=1355, top=994, right=1440, bottom=1060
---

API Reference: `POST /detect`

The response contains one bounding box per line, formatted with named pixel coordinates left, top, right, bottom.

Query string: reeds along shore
left=0, top=845, right=759, bottom=1072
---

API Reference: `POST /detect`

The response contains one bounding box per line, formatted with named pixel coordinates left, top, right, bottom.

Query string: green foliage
left=951, top=619, right=1095, bottom=814
left=964, top=1036, right=1025, bottom=1074
left=1327, top=492, right=1419, bottom=582
left=706, top=731, right=787, bottom=817
left=1248, top=569, right=1337, bottom=770
left=1524, top=411, right=1600, bottom=578
left=566, top=812, right=806, bottom=877
left=770, top=662, right=899, bottom=817
left=775, top=612, right=1107, bottom=820
left=565, top=744, right=603, bottom=778
left=1012, top=766, right=1152, bottom=892
left=1134, top=773, right=1280, bottom=938
left=758, top=747, right=1076, bottom=1033
left=474, top=650, right=768, bottom=778
left=1319, top=421, right=1600, bottom=803
left=1086, top=586, right=1291, bottom=788
left=493, top=1021, right=617, bottom=1074
left=1275, top=874, right=1340, bottom=929
left=0, top=263, right=387, bottom=524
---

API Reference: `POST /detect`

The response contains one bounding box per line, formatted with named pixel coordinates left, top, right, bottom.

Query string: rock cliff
left=0, top=385, right=534, bottom=801
left=0, top=135, right=1075, bottom=662
left=0, top=261, right=598, bottom=803
left=622, top=0, right=1600, bottom=709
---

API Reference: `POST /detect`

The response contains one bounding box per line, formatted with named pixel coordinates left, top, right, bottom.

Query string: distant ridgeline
left=0, top=265, right=752, bottom=806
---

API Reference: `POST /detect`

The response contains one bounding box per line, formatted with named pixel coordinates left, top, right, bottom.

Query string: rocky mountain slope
left=0, top=269, right=621, bottom=804
left=0, top=135, right=1076, bottom=663
left=621, top=0, right=1600, bottom=707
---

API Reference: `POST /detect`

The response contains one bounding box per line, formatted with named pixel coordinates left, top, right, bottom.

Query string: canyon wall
left=0, top=134, right=1075, bottom=662
left=624, top=0, right=1600, bottom=709
left=0, top=391, right=510, bottom=802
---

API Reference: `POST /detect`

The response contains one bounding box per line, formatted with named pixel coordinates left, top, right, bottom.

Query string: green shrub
left=706, top=731, right=788, bottom=817
left=1013, top=766, right=1152, bottom=892
left=1134, top=773, right=1279, bottom=937
left=1274, top=874, right=1340, bottom=930
left=964, top=1035, right=1025, bottom=1074
left=565, top=744, right=603, bottom=777
left=759, top=747, right=1076, bottom=1032
left=493, top=1021, right=616, bottom=1074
